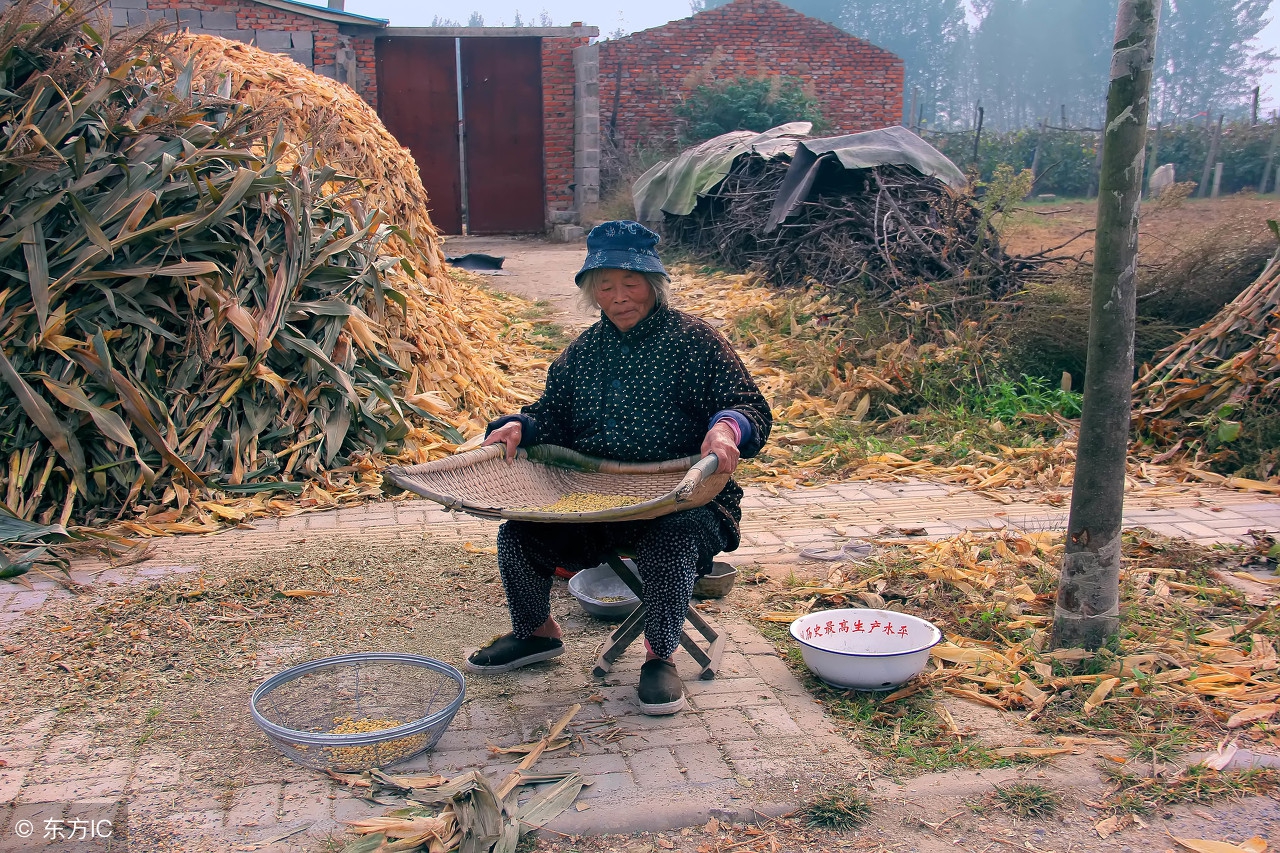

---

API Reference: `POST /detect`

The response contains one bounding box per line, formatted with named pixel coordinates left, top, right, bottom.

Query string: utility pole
left=1198, top=115, right=1222, bottom=198
left=1030, top=119, right=1045, bottom=184
left=972, top=106, right=984, bottom=166
left=1053, top=0, right=1160, bottom=650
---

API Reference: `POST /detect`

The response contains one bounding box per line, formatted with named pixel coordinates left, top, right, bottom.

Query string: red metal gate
left=375, top=37, right=463, bottom=235
left=460, top=38, right=545, bottom=234
left=375, top=36, right=545, bottom=235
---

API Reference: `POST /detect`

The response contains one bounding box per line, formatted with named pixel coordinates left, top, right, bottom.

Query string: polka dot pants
left=496, top=508, right=729, bottom=660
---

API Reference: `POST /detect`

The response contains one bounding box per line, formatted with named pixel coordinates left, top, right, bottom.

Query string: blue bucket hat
left=574, top=220, right=670, bottom=286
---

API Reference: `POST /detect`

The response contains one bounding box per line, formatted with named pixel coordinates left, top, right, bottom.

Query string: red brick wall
left=542, top=35, right=588, bottom=214
left=349, top=36, right=377, bottom=104
left=146, top=0, right=380, bottom=104
left=598, top=0, right=903, bottom=148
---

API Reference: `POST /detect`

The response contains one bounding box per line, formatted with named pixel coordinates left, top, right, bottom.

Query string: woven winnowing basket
left=383, top=444, right=729, bottom=523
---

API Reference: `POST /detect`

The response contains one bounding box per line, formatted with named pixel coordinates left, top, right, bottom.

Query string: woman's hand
left=482, top=421, right=522, bottom=461
left=700, top=421, right=740, bottom=474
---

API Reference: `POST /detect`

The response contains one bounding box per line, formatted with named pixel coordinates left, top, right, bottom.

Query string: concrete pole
left=1144, top=120, right=1161, bottom=197
left=1029, top=119, right=1045, bottom=192
left=1198, top=115, right=1222, bottom=198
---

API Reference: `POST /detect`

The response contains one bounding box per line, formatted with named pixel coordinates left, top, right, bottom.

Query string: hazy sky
left=335, top=0, right=1280, bottom=108
left=1259, top=5, right=1280, bottom=112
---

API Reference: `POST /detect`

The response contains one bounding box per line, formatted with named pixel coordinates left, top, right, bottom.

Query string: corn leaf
left=0, top=349, right=87, bottom=495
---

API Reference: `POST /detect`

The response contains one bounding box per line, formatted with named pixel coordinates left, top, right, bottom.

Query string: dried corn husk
left=770, top=530, right=1280, bottom=749
left=0, top=4, right=542, bottom=539
left=1135, top=240, right=1280, bottom=478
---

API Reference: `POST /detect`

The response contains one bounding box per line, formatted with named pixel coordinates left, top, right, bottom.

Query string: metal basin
left=789, top=608, right=942, bottom=691
left=568, top=563, right=640, bottom=620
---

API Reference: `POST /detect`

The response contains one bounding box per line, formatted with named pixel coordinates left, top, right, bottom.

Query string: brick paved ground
left=0, top=478, right=1277, bottom=851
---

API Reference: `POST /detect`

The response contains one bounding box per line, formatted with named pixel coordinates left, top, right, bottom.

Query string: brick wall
left=109, top=0, right=381, bottom=104
left=597, top=0, right=904, bottom=148
left=542, top=35, right=590, bottom=215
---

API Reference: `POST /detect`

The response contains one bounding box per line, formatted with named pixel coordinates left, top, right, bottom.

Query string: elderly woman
left=470, top=221, right=771, bottom=716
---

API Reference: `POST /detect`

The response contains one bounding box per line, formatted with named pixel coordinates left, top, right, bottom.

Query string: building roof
left=610, top=0, right=898, bottom=59
left=382, top=25, right=598, bottom=38
left=253, top=0, right=388, bottom=27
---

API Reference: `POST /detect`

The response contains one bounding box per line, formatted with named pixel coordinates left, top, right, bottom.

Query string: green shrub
left=979, top=376, right=1083, bottom=421
left=674, top=74, right=827, bottom=145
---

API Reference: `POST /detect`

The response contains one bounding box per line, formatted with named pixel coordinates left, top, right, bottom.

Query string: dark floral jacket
left=487, top=304, right=773, bottom=548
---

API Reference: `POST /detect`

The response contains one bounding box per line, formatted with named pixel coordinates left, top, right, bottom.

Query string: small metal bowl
left=568, top=564, right=640, bottom=620
left=693, top=561, right=738, bottom=599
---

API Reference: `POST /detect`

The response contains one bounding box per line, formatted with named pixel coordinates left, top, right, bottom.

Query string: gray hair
left=577, top=269, right=670, bottom=313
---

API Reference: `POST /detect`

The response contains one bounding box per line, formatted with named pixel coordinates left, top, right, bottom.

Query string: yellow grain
left=529, top=493, right=644, bottom=513
left=322, top=715, right=428, bottom=770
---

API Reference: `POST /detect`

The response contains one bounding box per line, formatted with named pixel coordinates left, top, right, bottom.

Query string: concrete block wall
left=573, top=43, right=601, bottom=215
left=107, top=0, right=381, bottom=105
left=597, top=0, right=904, bottom=149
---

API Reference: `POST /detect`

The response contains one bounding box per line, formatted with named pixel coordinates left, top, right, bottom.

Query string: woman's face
left=594, top=268, right=656, bottom=332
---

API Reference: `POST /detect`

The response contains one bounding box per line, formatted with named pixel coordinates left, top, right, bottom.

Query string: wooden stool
left=590, top=551, right=725, bottom=681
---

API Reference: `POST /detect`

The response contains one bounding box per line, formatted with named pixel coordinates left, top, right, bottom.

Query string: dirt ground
left=442, top=235, right=597, bottom=329
left=7, top=536, right=1275, bottom=853
left=0, top=540, right=535, bottom=795
left=444, top=196, right=1280, bottom=326
left=1000, top=194, right=1280, bottom=262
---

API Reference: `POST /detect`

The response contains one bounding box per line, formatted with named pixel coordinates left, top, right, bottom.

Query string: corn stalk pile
left=0, top=3, right=527, bottom=540
left=760, top=531, right=1280, bottom=754
left=178, top=35, right=535, bottom=424
left=673, top=271, right=1201, bottom=498
left=664, top=157, right=1047, bottom=306
left=1134, top=240, right=1280, bottom=469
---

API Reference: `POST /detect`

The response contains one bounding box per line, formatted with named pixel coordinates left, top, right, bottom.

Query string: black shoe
left=637, top=658, right=687, bottom=715
left=466, top=634, right=564, bottom=673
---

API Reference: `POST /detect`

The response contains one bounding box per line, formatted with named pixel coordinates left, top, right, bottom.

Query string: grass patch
left=992, top=782, right=1061, bottom=818
left=1099, top=765, right=1278, bottom=815
left=802, top=786, right=872, bottom=830
left=1123, top=725, right=1196, bottom=762
left=756, top=623, right=1004, bottom=776
left=514, top=300, right=573, bottom=353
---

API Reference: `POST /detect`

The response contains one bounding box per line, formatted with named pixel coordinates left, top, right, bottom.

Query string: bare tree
left=1052, top=0, right=1160, bottom=650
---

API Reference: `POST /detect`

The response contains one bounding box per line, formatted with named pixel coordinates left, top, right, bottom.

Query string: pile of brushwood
left=0, top=3, right=466, bottom=537
left=1135, top=236, right=1280, bottom=479
left=665, top=157, right=1058, bottom=313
